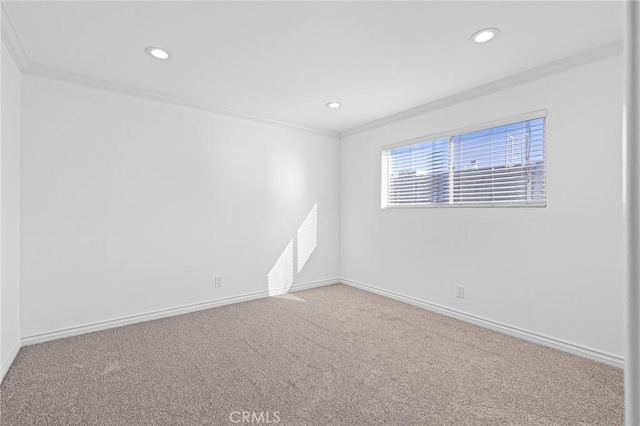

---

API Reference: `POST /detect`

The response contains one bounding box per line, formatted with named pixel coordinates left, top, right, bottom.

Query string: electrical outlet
left=456, top=285, right=464, bottom=298
left=215, top=276, right=223, bottom=288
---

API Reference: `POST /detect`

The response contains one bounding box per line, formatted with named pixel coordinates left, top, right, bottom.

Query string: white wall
left=16, top=50, right=625, bottom=364
left=1, top=41, right=22, bottom=372
left=20, top=75, right=340, bottom=337
left=340, top=56, right=624, bottom=359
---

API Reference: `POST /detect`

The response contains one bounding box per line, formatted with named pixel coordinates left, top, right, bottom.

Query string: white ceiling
left=4, top=1, right=624, bottom=134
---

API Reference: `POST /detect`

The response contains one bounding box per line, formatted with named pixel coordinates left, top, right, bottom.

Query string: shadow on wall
left=267, top=204, right=318, bottom=296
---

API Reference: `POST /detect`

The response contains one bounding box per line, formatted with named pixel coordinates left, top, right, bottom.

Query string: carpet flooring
left=0, top=284, right=623, bottom=425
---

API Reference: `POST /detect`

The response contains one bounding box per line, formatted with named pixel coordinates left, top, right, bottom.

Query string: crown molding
left=1, top=2, right=31, bottom=71
left=3, top=0, right=621, bottom=142
left=340, top=40, right=623, bottom=138
left=24, top=63, right=339, bottom=138
left=1, top=0, right=335, bottom=137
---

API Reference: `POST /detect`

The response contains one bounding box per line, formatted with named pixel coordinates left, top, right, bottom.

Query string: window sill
left=382, top=202, right=547, bottom=209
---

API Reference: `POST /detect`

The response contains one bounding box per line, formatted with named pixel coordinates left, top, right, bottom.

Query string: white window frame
left=381, top=110, right=547, bottom=209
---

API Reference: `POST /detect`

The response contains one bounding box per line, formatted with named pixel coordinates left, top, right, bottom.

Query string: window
left=381, top=112, right=546, bottom=208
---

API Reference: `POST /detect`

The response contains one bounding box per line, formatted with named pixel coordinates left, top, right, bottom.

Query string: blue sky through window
left=383, top=117, right=546, bottom=206
left=389, top=118, right=544, bottom=175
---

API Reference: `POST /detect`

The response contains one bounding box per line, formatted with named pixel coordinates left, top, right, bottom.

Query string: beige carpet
left=0, top=284, right=623, bottom=425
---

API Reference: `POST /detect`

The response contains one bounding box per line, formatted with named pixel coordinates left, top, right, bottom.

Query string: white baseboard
left=0, top=340, right=21, bottom=383
left=17, top=277, right=622, bottom=369
left=21, top=278, right=338, bottom=347
left=339, top=278, right=624, bottom=368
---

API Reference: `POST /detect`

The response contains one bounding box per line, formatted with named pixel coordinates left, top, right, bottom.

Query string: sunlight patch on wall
left=297, top=204, right=318, bottom=273
left=267, top=203, right=319, bottom=297
left=267, top=239, right=294, bottom=296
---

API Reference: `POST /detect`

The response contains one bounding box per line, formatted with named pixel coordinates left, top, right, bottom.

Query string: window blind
left=381, top=116, right=546, bottom=207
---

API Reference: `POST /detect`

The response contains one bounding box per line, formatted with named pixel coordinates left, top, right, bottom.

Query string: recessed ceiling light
left=326, top=102, right=341, bottom=109
left=470, top=28, right=500, bottom=44
left=145, top=46, right=171, bottom=60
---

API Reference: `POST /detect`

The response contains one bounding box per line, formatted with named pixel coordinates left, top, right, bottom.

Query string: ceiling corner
left=1, top=1, right=31, bottom=72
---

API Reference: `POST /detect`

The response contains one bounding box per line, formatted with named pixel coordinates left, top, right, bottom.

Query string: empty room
left=1, top=1, right=639, bottom=425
